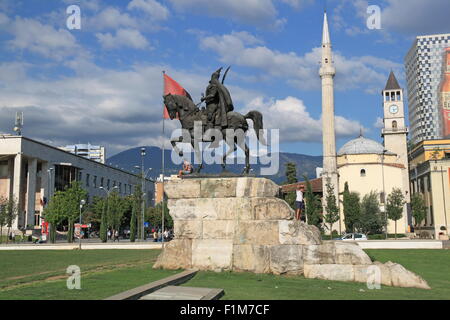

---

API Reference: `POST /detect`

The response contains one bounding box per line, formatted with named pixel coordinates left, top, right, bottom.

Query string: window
left=392, top=121, right=398, bottom=131
left=86, top=174, right=90, bottom=187
left=107, top=179, right=110, bottom=189
left=93, top=176, right=97, bottom=188
left=119, top=183, right=122, bottom=194
left=360, top=169, right=366, bottom=177
left=101, top=177, right=104, bottom=187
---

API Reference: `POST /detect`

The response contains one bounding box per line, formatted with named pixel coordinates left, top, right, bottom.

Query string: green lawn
left=181, top=250, right=450, bottom=300
left=0, top=250, right=179, bottom=300
left=0, top=249, right=448, bottom=300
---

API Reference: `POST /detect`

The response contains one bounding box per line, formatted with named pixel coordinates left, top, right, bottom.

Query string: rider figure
left=201, top=68, right=234, bottom=130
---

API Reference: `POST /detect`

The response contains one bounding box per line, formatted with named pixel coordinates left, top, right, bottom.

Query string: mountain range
left=107, top=147, right=322, bottom=185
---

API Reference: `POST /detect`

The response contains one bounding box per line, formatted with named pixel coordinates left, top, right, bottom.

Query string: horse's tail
left=245, top=111, right=267, bottom=145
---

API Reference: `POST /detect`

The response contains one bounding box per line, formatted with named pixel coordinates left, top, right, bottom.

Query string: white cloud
left=245, top=96, right=363, bottom=143
left=127, top=0, right=170, bottom=21
left=96, top=28, right=151, bottom=50
left=199, top=31, right=402, bottom=93
left=374, top=117, right=384, bottom=129
left=7, top=17, right=79, bottom=60
left=167, top=0, right=284, bottom=28
left=381, top=0, right=450, bottom=35
left=91, top=7, right=138, bottom=30
left=280, top=0, right=314, bottom=10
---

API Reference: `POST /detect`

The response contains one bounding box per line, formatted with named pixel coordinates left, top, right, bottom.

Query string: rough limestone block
left=236, top=178, right=279, bottom=198
left=334, top=242, right=373, bottom=265
left=386, top=261, right=431, bottom=289
left=269, top=245, right=304, bottom=275
left=279, top=221, right=322, bottom=245
left=192, top=239, right=233, bottom=271
left=304, top=264, right=355, bottom=282
left=353, top=264, right=389, bottom=286
left=153, top=239, right=192, bottom=270
left=168, top=199, right=199, bottom=220
left=174, top=220, right=202, bottom=239
left=200, top=179, right=236, bottom=198
left=253, top=198, right=293, bottom=220
left=203, top=220, right=236, bottom=239
left=303, top=243, right=336, bottom=265
left=233, top=244, right=270, bottom=273
left=165, top=179, right=201, bottom=199
left=372, top=261, right=393, bottom=287
left=234, top=221, right=280, bottom=245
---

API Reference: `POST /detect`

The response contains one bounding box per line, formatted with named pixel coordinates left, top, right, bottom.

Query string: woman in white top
left=295, top=185, right=305, bottom=221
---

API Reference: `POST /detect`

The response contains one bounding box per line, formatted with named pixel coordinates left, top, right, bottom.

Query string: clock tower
left=382, top=71, right=410, bottom=201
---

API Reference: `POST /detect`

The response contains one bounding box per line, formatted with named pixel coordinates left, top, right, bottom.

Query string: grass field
left=0, top=250, right=179, bottom=300
left=181, top=250, right=450, bottom=300
left=0, top=249, right=448, bottom=300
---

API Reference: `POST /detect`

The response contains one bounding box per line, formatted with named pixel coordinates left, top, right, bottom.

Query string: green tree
left=133, top=185, right=143, bottom=239
left=283, top=162, right=298, bottom=210
left=411, top=193, right=427, bottom=228
left=386, top=188, right=405, bottom=239
left=324, top=180, right=340, bottom=235
left=43, top=181, right=87, bottom=243
left=100, top=203, right=107, bottom=243
left=107, top=191, right=127, bottom=233
left=359, top=191, right=384, bottom=235
left=130, top=201, right=137, bottom=242
left=3, top=197, right=19, bottom=244
left=302, top=175, right=322, bottom=230
left=146, top=202, right=172, bottom=230
left=343, top=182, right=361, bottom=233
left=0, top=196, right=7, bottom=243
left=284, top=162, right=298, bottom=185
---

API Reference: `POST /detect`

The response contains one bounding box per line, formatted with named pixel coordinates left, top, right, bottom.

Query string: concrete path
left=0, top=242, right=163, bottom=250
left=105, top=270, right=198, bottom=300
left=140, top=286, right=224, bottom=300
left=355, top=240, right=444, bottom=249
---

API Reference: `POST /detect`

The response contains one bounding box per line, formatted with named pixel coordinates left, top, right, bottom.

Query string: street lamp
left=99, top=186, right=119, bottom=242
left=381, top=149, right=387, bottom=239
left=79, top=199, right=86, bottom=250
left=139, top=148, right=147, bottom=241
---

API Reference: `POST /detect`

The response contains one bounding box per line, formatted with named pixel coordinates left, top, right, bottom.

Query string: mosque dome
left=338, top=136, right=394, bottom=156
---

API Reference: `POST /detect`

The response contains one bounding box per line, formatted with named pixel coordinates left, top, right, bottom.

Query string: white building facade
left=60, top=144, right=106, bottom=164
left=0, top=135, right=152, bottom=232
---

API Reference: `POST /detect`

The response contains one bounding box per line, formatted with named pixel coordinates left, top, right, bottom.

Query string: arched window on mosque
left=360, top=169, right=366, bottom=177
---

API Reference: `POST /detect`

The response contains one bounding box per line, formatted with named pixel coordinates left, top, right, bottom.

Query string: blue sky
left=0, top=0, right=449, bottom=158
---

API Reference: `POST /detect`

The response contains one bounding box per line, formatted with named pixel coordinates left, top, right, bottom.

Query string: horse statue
left=163, top=93, right=266, bottom=174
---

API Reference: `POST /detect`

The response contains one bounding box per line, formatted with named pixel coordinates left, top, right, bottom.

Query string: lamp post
left=79, top=199, right=86, bottom=250
left=381, top=149, right=387, bottom=239
left=140, top=148, right=146, bottom=241
left=99, top=186, right=118, bottom=242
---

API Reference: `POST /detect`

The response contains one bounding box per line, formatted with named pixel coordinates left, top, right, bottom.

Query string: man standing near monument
left=295, top=185, right=305, bottom=221
left=201, top=67, right=234, bottom=129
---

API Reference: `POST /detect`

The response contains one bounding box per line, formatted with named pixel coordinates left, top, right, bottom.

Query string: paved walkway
left=140, top=286, right=224, bottom=300
left=0, top=242, right=163, bottom=250
left=355, top=240, right=444, bottom=249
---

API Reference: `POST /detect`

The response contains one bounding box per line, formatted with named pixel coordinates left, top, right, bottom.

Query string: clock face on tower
left=389, top=105, right=399, bottom=115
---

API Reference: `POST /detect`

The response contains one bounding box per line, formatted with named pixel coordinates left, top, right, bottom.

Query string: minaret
left=320, top=11, right=339, bottom=227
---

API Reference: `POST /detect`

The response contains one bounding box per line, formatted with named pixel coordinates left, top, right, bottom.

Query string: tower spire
left=322, top=10, right=331, bottom=45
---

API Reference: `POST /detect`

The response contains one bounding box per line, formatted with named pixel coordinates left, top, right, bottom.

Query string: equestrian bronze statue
left=163, top=68, right=265, bottom=174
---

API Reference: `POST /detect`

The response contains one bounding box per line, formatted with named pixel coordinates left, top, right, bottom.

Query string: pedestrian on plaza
left=107, top=229, right=111, bottom=241
left=115, top=230, right=119, bottom=242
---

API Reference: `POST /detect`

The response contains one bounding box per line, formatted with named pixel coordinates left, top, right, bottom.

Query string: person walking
left=115, top=230, right=119, bottom=242
left=295, top=185, right=305, bottom=221
left=107, top=229, right=111, bottom=241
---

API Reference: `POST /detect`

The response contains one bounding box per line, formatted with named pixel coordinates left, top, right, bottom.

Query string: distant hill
left=107, top=146, right=322, bottom=185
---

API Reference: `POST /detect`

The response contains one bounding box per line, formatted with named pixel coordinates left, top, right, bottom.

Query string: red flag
left=163, top=73, right=192, bottom=119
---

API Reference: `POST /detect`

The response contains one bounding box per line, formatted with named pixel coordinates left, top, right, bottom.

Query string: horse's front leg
left=191, top=138, right=203, bottom=174
left=171, top=136, right=184, bottom=157
left=242, top=142, right=251, bottom=175
left=222, top=139, right=237, bottom=172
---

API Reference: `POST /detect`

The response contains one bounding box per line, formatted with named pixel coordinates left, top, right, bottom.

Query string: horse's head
left=163, top=94, right=179, bottom=120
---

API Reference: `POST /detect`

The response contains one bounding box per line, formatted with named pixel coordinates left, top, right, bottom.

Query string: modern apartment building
left=60, top=144, right=106, bottom=164
left=405, top=33, right=450, bottom=144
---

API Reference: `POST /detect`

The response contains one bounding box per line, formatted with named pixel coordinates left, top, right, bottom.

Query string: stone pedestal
left=154, top=177, right=430, bottom=289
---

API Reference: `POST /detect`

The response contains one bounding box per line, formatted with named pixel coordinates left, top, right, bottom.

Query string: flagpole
left=161, top=71, right=166, bottom=249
